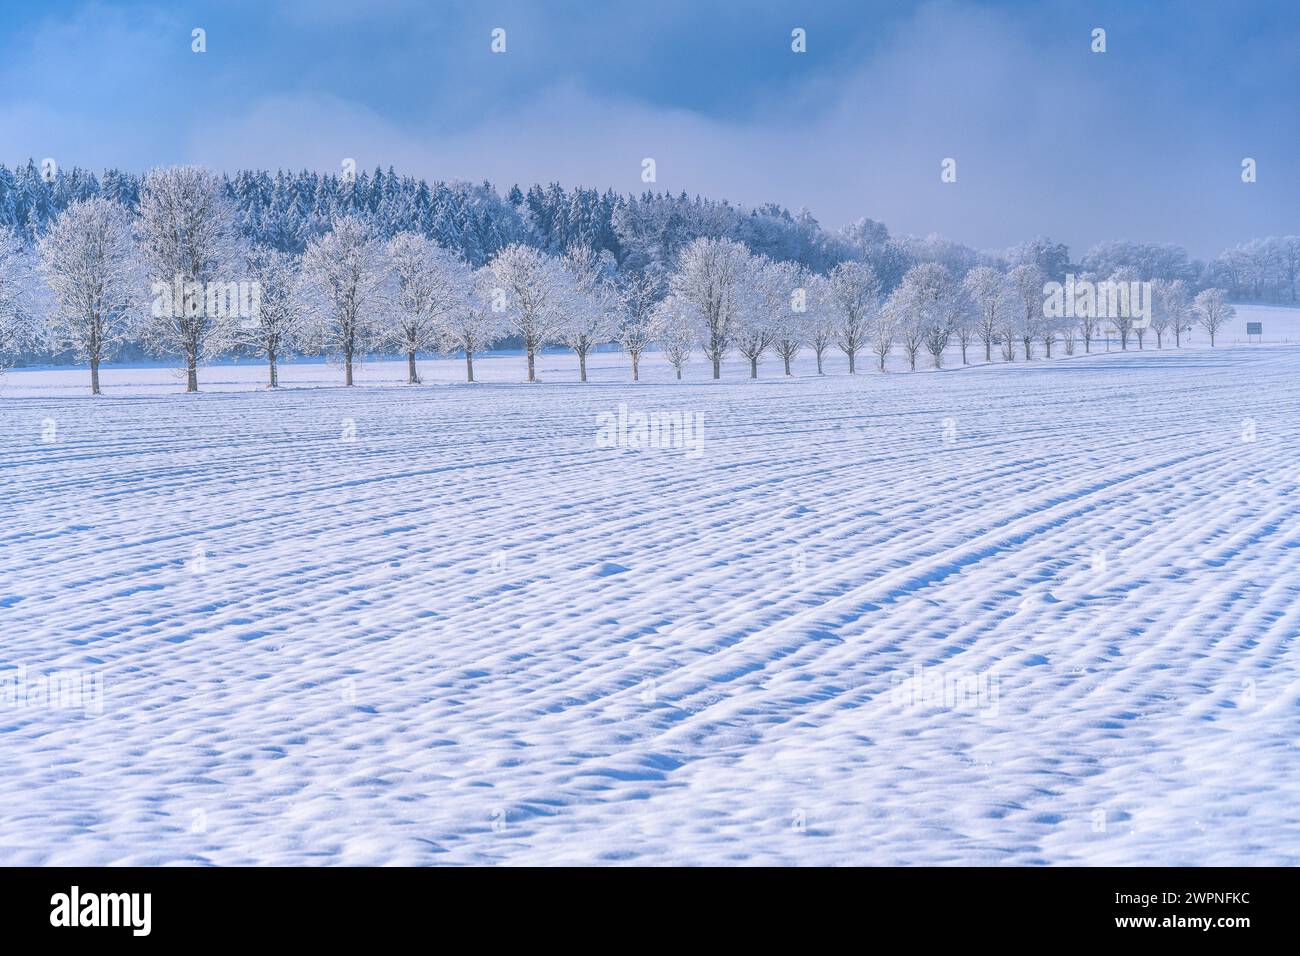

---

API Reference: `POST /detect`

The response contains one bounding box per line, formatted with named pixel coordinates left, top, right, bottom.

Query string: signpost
left=1247, top=322, right=1262, bottom=343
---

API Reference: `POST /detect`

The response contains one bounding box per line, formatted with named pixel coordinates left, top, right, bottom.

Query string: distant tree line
left=0, top=162, right=1269, bottom=389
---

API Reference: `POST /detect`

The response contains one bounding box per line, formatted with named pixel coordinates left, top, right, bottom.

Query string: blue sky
left=2, top=0, right=1297, bottom=257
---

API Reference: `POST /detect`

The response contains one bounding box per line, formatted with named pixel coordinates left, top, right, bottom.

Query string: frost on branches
left=37, top=198, right=139, bottom=394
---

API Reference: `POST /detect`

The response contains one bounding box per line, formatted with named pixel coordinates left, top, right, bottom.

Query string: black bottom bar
left=0, top=866, right=1278, bottom=943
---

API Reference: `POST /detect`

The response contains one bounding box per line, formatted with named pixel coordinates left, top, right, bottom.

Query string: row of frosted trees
left=0, top=166, right=1239, bottom=394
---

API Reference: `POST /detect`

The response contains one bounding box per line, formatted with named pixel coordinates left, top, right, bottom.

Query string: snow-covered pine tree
left=0, top=225, right=38, bottom=369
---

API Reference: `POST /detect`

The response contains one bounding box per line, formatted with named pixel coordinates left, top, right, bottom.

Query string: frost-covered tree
left=887, top=263, right=953, bottom=371
left=614, top=270, right=663, bottom=382
left=301, top=216, right=388, bottom=385
left=1194, top=287, right=1234, bottom=347
left=386, top=232, right=470, bottom=384
left=733, top=256, right=780, bottom=379
left=1155, top=278, right=1192, bottom=347
left=963, top=266, right=1005, bottom=363
left=489, top=242, right=568, bottom=382
left=561, top=244, right=617, bottom=382
left=801, top=274, right=835, bottom=374
left=883, top=287, right=922, bottom=371
left=953, top=296, right=976, bottom=364
left=670, top=237, right=748, bottom=379
left=0, top=225, right=38, bottom=370
left=654, top=295, right=693, bottom=380
left=241, top=247, right=303, bottom=388
left=916, top=264, right=960, bottom=369
left=1106, top=267, right=1142, bottom=350
left=828, top=260, right=878, bottom=373
left=37, top=199, right=138, bottom=394
left=766, top=262, right=811, bottom=376
left=1008, top=263, right=1047, bottom=360
left=135, top=166, right=243, bottom=391
left=870, top=300, right=896, bottom=371
left=439, top=268, right=505, bottom=382
left=1075, top=270, right=1102, bottom=353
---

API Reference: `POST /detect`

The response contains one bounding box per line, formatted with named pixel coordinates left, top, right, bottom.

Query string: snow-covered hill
left=1, top=344, right=1297, bottom=864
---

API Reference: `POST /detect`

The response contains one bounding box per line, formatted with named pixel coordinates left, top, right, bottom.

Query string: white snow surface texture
left=2, top=340, right=1298, bottom=865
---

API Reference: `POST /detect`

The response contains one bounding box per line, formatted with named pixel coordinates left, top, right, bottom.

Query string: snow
left=2, top=336, right=1298, bottom=865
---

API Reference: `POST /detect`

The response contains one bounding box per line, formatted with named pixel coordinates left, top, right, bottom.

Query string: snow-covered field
left=2, top=336, right=1299, bottom=865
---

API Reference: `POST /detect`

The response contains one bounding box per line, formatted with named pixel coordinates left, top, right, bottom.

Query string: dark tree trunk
left=848, top=350, right=856, bottom=374
left=186, top=348, right=199, bottom=392
left=90, top=356, right=101, bottom=395
left=816, top=350, right=824, bottom=374
left=268, top=349, right=278, bottom=388
left=466, top=351, right=475, bottom=382
left=749, top=357, right=758, bottom=379
left=675, top=366, right=682, bottom=380
left=712, top=357, right=720, bottom=379
left=344, top=348, right=354, bottom=386
left=579, top=351, right=587, bottom=383
left=783, top=355, right=791, bottom=376
left=527, top=347, right=536, bottom=382
left=631, top=353, right=639, bottom=382
left=407, top=350, right=418, bottom=384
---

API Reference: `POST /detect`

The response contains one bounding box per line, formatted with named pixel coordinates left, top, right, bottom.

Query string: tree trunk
left=1210, top=330, right=1216, bottom=347
left=961, top=344, right=969, bottom=364
left=579, top=351, right=587, bottom=383
left=466, top=351, right=475, bottom=382
left=527, top=347, right=536, bottom=382
left=1045, top=340, right=1052, bottom=358
left=90, top=356, right=101, bottom=395
left=631, top=353, right=639, bottom=382
left=268, top=350, right=278, bottom=388
left=675, top=366, right=682, bottom=380
left=984, top=340, right=991, bottom=362
left=344, top=349, right=354, bottom=386
left=712, top=357, right=720, bottom=379
left=407, top=350, right=418, bottom=384
left=783, top=355, right=791, bottom=376
left=749, top=357, right=758, bottom=379
left=186, top=349, right=199, bottom=392
left=816, top=350, right=824, bottom=374
left=848, top=350, right=856, bottom=374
